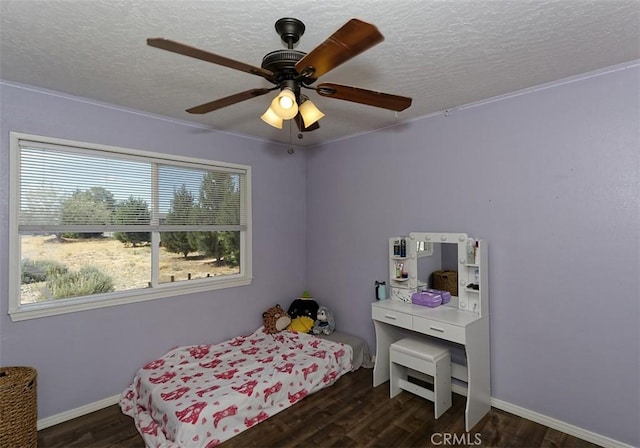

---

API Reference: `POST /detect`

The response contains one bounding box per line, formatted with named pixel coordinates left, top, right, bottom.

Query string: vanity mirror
left=415, top=239, right=457, bottom=292
left=388, top=232, right=488, bottom=316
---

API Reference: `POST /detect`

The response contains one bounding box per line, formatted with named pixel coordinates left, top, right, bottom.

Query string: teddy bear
left=262, top=304, right=291, bottom=334
left=312, top=306, right=335, bottom=336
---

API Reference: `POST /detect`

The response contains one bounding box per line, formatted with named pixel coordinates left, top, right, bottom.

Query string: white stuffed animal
left=312, top=306, right=335, bottom=335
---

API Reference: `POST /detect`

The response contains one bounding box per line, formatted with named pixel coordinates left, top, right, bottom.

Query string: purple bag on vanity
left=422, top=288, right=451, bottom=304
left=411, top=291, right=442, bottom=307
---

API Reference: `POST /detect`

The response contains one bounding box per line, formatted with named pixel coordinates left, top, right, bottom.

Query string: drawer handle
left=430, top=326, right=445, bottom=333
left=384, top=314, right=397, bottom=320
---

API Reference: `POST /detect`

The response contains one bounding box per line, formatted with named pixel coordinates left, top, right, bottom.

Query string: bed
left=120, top=327, right=354, bottom=447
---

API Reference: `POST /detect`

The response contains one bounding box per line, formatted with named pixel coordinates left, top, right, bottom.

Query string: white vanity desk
left=372, top=232, right=491, bottom=431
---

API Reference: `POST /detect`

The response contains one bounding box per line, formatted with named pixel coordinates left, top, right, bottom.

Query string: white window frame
left=8, top=132, right=252, bottom=321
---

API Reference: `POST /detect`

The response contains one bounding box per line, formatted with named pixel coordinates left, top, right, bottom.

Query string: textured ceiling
left=1, top=0, right=639, bottom=147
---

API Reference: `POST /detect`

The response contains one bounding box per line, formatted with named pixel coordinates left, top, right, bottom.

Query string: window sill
left=9, top=276, right=252, bottom=322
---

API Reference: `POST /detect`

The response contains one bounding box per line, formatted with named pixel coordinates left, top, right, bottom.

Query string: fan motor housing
left=261, top=50, right=315, bottom=84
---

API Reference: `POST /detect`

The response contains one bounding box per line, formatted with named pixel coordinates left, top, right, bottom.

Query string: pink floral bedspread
left=120, top=327, right=353, bottom=447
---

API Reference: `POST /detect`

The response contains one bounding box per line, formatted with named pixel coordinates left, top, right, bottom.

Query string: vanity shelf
left=388, top=237, right=416, bottom=296
left=457, top=237, right=488, bottom=315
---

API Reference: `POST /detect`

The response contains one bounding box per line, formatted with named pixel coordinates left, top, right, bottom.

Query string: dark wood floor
left=37, top=368, right=601, bottom=448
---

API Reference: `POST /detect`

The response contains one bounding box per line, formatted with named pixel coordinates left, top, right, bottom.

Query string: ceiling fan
left=147, top=17, right=412, bottom=133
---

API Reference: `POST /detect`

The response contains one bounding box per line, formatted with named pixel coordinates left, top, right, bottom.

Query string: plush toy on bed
left=287, top=316, right=315, bottom=333
left=286, top=291, right=319, bottom=334
left=312, top=306, right=336, bottom=336
left=262, top=304, right=291, bottom=334
left=287, top=291, right=319, bottom=320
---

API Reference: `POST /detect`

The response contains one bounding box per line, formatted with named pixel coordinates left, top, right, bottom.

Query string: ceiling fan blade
left=316, top=83, right=412, bottom=112
left=294, top=113, right=320, bottom=132
left=147, top=38, right=275, bottom=81
left=295, top=19, right=383, bottom=79
left=186, top=88, right=273, bottom=114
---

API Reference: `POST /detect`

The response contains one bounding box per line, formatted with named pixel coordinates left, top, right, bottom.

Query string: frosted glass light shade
left=271, top=88, right=298, bottom=120
left=279, top=91, right=295, bottom=109
left=299, top=100, right=325, bottom=127
left=261, top=106, right=283, bottom=129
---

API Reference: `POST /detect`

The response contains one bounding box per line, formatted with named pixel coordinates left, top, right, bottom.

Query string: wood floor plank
left=37, top=368, right=603, bottom=448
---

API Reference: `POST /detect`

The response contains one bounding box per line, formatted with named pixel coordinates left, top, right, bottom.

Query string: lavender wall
left=0, top=83, right=308, bottom=419
left=306, top=65, right=639, bottom=446
left=1, top=63, right=638, bottom=445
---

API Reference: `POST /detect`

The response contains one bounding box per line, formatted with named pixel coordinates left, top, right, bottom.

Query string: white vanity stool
left=390, top=337, right=452, bottom=418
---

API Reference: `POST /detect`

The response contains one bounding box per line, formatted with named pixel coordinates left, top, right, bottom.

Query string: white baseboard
left=37, top=394, right=121, bottom=430
left=449, top=384, right=632, bottom=448
left=38, top=388, right=634, bottom=448
left=489, top=397, right=634, bottom=448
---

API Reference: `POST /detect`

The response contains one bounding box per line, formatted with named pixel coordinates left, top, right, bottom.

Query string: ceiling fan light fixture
left=261, top=106, right=283, bottom=129
left=299, top=99, right=325, bottom=127
left=271, top=88, right=298, bottom=119
left=148, top=18, right=412, bottom=135
left=278, top=90, right=295, bottom=109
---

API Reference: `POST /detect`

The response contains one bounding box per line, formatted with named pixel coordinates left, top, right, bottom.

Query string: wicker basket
left=0, top=366, right=37, bottom=448
left=432, top=270, right=458, bottom=297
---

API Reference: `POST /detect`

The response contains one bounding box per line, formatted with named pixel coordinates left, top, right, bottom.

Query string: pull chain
left=287, top=120, right=294, bottom=154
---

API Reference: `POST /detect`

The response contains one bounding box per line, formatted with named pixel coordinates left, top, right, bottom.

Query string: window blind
left=18, top=140, right=246, bottom=233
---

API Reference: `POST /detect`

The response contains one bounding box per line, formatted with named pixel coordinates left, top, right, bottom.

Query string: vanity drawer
left=372, top=307, right=413, bottom=330
left=413, top=316, right=466, bottom=344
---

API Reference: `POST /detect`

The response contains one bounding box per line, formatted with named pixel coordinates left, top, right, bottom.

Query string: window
left=9, top=132, right=252, bottom=321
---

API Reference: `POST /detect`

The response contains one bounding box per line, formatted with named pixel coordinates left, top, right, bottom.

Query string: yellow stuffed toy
left=287, top=316, right=315, bottom=333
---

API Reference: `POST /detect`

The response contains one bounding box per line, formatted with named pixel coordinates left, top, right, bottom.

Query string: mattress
left=316, top=331, right=374, bottom=370
left=120, top=327, right=353, bottom=447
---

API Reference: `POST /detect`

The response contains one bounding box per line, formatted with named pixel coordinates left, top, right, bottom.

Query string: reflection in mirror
left=416, top=242, right=459, bottom=293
